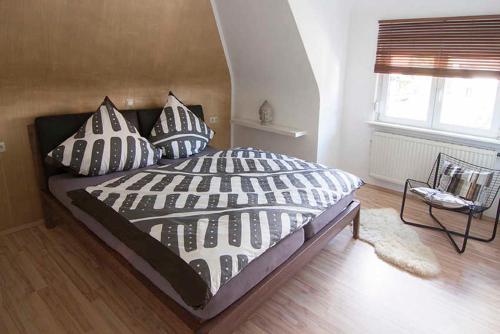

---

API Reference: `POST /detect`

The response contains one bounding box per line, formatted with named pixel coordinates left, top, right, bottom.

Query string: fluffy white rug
left=359, top=208, right=441, bottom=277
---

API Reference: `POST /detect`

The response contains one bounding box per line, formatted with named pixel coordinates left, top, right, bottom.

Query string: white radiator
left=369, top=132, right=497, bottom=185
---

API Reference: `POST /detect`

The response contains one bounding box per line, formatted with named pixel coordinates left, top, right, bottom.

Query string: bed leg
left=40, top=191, right=61, bottom=229
left=43, top=214, right=58, bottom=229
left=352, top=207, right=360, bottom=239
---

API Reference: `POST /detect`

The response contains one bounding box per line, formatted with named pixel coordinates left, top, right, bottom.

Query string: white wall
left=211, top=0, right=320, bottom=161
left=339, top=0, right=500, bottom=187
left=289, top=0, right=352, bottom=167
left=213, top=0, right=500, bottom=184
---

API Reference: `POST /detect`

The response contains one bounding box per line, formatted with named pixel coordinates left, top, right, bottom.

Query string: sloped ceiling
left=212, top=0, right=352, bottom=168
left=212, top=0, right=320, bottom=162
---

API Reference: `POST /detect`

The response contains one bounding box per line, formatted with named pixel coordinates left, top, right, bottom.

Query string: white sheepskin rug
left=359, top=208, right=441, bottom=277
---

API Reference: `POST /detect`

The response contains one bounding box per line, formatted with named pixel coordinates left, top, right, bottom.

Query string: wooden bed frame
left=28, top=124, right=361, bottom=334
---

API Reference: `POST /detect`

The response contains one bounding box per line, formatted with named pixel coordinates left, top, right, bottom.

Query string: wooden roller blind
left=374, top=15, right=500, bottom=78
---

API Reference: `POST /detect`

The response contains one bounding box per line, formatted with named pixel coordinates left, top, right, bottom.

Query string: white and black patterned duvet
left=69, top=148, right=363, bottom=308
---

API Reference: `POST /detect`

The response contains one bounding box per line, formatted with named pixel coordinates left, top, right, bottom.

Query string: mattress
left=48, top=167, right=305, bottom=320
left=68, top=147, right=363, bottom=308
left=48, top=147, right=360, bottom=319
left=303, top=193, right=355, bottom=239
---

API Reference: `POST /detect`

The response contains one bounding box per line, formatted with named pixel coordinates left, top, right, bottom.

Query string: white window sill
left=367, top=121, right=500, bottom=149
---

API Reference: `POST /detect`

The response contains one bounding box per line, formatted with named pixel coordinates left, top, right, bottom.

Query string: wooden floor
left=1, top=186, right=499, bottom=334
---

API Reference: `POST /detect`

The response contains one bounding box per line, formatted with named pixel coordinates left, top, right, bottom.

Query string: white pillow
left=46, top=97, right=160, bottom=176
left=149, top=92, right=214, bottom=159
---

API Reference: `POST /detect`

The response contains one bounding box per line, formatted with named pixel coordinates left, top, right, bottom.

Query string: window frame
left=375, top=74, right=500, bottom=139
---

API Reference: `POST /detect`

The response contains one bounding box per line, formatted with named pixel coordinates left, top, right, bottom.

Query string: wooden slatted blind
left=374, top=15, right=500, bottom=78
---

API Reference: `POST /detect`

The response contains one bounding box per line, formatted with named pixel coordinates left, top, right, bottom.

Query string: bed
left=29, top=105, right=362, bottom=334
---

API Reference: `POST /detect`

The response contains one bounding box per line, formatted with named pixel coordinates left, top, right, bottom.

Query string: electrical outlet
left=126, top=98, right=134, bottom=106
left=208, top=116, right=218, bottom=124
left=0, top=142, right=5, bottom=153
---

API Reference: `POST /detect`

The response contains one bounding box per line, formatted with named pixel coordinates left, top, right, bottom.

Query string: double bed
left=30, top=105, right=361, bottom=333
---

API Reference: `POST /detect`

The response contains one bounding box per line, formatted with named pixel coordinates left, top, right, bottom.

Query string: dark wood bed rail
left=27, top=123, right=361, bottom=334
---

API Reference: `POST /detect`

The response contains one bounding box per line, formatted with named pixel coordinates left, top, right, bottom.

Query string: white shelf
left=231, top=119, right=306, bottom=138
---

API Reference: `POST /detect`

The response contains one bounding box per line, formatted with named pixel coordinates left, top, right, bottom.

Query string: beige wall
left=0, top=0, right=231, bottom=231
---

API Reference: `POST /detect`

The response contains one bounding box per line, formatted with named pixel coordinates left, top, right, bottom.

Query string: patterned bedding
left=68, top=148, right=363, bottom=308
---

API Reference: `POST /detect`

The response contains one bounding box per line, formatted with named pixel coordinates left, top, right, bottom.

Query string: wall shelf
left=231, top=118, right=307, bottom=138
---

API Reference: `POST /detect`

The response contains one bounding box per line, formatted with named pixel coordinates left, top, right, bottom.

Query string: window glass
left=439, top=78, right=498, bottom=129
left=378, top=74, right=500, bottom=138
left=385, top=74, right=432, bottom=121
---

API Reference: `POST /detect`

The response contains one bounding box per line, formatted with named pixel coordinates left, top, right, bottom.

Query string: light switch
left=126, top=98, right=134, bottom=106
left=209, top=116, right=218, bottom=124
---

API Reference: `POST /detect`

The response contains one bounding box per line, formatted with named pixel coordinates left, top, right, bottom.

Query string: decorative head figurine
left=258, top=100, right=273, bottom=125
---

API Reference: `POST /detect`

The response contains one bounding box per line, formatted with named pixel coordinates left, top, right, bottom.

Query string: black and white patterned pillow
left=46, top=97, right=161, bottom=176
left=149, top=92, right=214, bottom=159
left=437, top=160, right=493, bottom=204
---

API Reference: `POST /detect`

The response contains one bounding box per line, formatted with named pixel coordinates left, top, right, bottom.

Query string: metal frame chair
left=400, top=153, right=500, bottom=253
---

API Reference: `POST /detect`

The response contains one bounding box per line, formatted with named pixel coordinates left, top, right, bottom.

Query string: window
left=373, top=15, right=500, bottom=138
left=376, top=74, right=500, bottom=138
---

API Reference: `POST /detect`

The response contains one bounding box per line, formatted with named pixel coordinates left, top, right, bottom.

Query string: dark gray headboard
left=33, top=105, right=204, bottom=187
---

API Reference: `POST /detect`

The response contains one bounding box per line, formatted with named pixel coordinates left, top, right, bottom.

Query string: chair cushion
left=149, top=92, right=214, bottom=159
left=46, top=97, right=160, bottom=176
left=437, top=160, right=493, bottom=206
left=410, top=187, right=473, bottom=209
